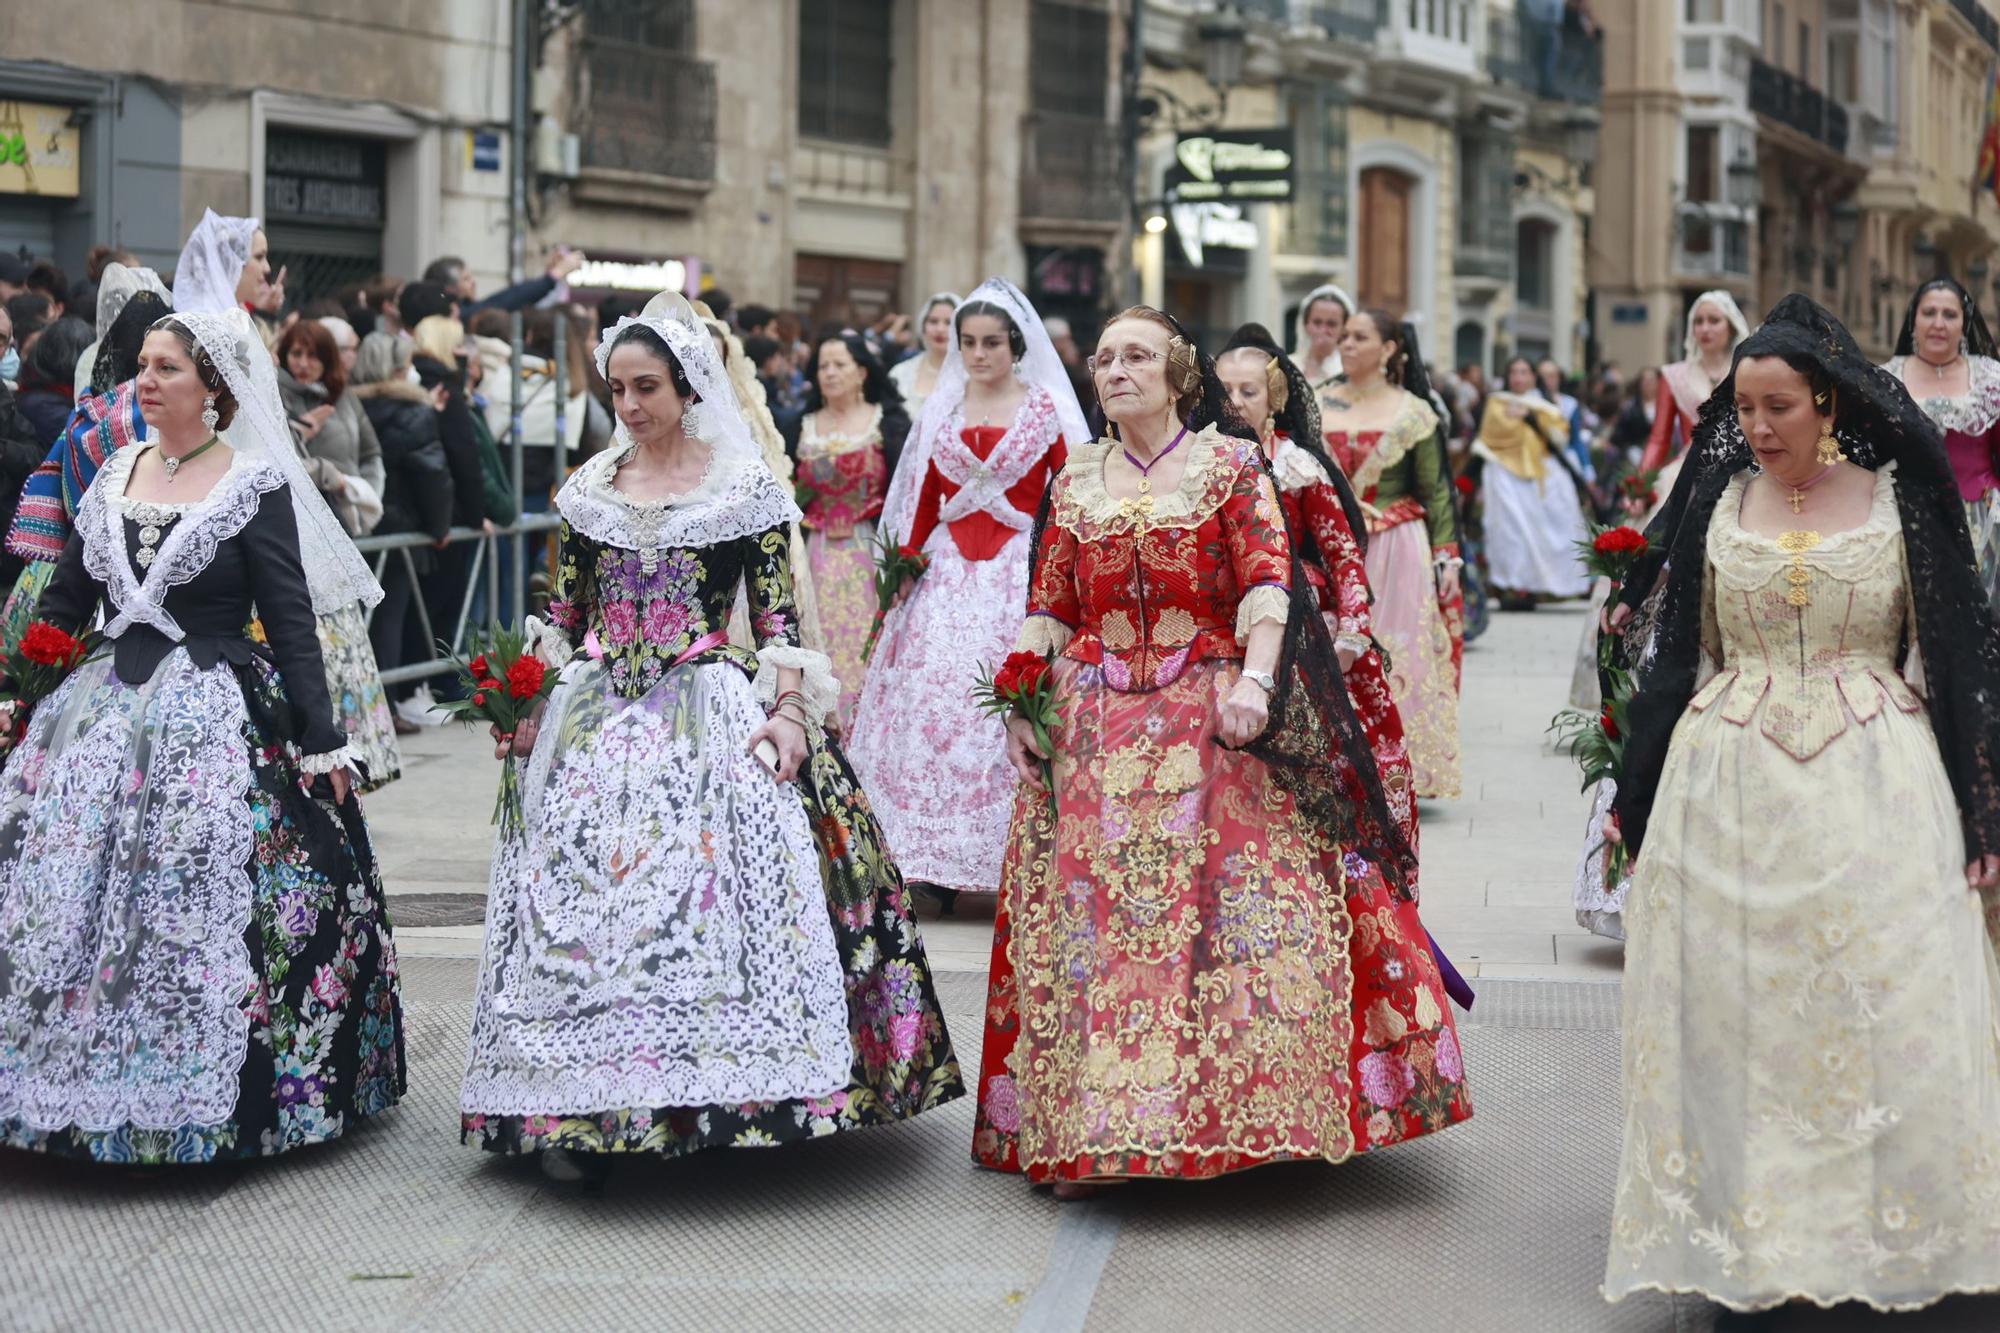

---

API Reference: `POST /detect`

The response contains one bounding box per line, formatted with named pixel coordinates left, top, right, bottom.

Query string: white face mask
left=0, top=348, right=16, bottom=382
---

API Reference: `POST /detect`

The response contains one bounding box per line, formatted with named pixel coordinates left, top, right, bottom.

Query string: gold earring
left=1815, top=415, right=1844, bottom=467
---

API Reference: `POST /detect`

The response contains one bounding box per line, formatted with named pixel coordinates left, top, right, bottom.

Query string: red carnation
left=17, top=622, right=83, bottom=668
left=480, top=677, right=503, bottom=692
left=469, top=654, right=489, bottom=677
left=1593, top=527, right=1647, bottom=556
left=1454, top=475, right=1476, bottom=496
left=473, top=691, right=487, bottom=706
left=1012, top=657, right=1051, bottom=694
left=1000, top=650, right=1045, bottom=674
left=897, top=544, right=924, bottom=563
left=1601, top=706, right=1619, bottom=740
left=506, top=655, right=547, bottom=700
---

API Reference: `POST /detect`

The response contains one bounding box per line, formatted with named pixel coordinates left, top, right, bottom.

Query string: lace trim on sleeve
left=1235, top=583, right=1291, bottom=642
left=753, top=643, right=840, bottom=725
left=297, top=742, right=360, bottom=775
left=1016, top=612, right=1074, bottom=657
left=522, top=614, right=575, bottom=671
left=1335, top=630, right=1372, bottom=659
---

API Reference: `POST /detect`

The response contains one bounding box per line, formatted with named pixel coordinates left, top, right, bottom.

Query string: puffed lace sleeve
left=744, top=524, right=839, bottom=724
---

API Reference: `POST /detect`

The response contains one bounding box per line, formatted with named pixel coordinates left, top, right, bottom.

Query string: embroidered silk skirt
left=805, top=523, right=878, bottom=730
left=0, top=651, right=405, bottom=1163
left=971, top=657, right=1471, bottom=1183
left=1367, top=518, right=1463, bottom=800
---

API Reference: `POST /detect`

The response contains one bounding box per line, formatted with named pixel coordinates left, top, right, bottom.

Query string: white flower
left=1662, top=1151, right=1688, bottom=1179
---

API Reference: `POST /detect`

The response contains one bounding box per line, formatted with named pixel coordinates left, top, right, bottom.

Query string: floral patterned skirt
left=805, top=524, right=877, bottom=731
left=0, top=559, right=54, bottom=651
left=972, top=658, right=1470, bottom=1184
left=461, top=659, right=963, bottom=1158
left=316, top=602, right=401, bottom=792
left=1367, top=518, right=1462, bottom=800
left=0, top=651, right=405, bottom=1164
left=845, top=528, right=1028, bottom=892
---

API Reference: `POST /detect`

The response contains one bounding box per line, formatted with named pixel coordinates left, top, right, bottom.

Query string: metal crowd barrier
left=354, top=513, right=565, bottom=686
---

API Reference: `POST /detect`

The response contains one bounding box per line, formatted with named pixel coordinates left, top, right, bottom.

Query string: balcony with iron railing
left=1748, top=57, right=1848, bottom=154
left=576, top=40, right=717, bottom=187
left=1020, top=111, right=1125, bottom=228
left=1378, top=0, right=1483, bottom=79
left=1675, top=208, right=1753, bottom=280
left=1486, top=9, right=1603, bottom=104
left=1951, top=0, right=2000, bottom=51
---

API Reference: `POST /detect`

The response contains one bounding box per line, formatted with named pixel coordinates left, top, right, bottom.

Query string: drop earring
left=1815, top=414, right=1845, bottom=467
left=680, top=401, right=705, bottom=438
left=201, top=394, right=219, bottom=434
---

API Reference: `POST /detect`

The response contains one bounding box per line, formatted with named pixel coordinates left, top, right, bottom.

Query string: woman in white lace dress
left=459, top=299, right=962, bottom=1184
left=0, top=309, right=402, bottom=1164
left=887, top=292, right=960, bottom=424
left=1602, top=295, right=2000, bottom=1323
left=848, top=279, right=1087, bottom=911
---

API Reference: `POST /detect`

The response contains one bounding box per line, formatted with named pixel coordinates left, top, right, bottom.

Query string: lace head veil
left=155, top=309, right=383, bottom=612
left=882, top=277, right=1090, bottom=542
left=172, top=210, right=260, bottom=316
left=1220, top=321, right=1369, bottom=556
left=1288, top=283, right=1354, bottom=363
left=95, top=263, right=171, bottom=341
left=92, top=289, right=171, bottom=396
left=1893, top=277, right=1999, bottom=360
left=1614, top=292, right=2000, bottom=858
left=594, top=291, right=767, bottom=475
left=1682, top=289, right=1751, bottom=364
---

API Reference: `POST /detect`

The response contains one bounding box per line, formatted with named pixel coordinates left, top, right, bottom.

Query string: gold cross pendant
left=1788, top=487, right=1804, bottom=514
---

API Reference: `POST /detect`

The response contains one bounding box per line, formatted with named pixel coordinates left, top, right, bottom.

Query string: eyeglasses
left=1086, top=346, right=1167, bottom=376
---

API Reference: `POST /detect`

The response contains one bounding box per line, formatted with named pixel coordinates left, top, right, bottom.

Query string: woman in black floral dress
left=459, top=298, right=962, bottom=1182
left=0, top=309, right=403, bottom=1164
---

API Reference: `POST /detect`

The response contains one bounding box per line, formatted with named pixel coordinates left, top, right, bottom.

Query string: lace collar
left=1269, top=433, right=1331, bottom=492
left=1883, top=355, right=2000, bottom=436
left=556, top=441, right=801, bottom=554
left=1057, top=424, right=1253, bottom=534
left=800, top=404, right=883, bottom=455
left=77, top=444, right=288, bottom=643
left=1324, top=391, right=1438, bottom=494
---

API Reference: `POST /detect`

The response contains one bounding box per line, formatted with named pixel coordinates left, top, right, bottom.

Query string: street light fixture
left=1726, top=152, right=1762, bottom=211
left=1196, top=4, right=1249, bottom=94
left=1830, top=202, right=1861, bottom=251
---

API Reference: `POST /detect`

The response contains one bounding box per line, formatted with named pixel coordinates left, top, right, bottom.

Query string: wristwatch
left=1241, top=668, right=1277, bottom=693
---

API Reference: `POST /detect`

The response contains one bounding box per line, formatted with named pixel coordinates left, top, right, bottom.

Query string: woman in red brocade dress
left=971, top=307, right=1470, bottom=1199
left=1218, top=325, right=1418, bottom=871
left=851, top=281, right=1088, bottom=907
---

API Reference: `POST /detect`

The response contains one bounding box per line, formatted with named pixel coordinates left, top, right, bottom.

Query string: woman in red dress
left=1217, top=323, right=1418, bottom=874
left=971, top=306, right=1469, bottom=1198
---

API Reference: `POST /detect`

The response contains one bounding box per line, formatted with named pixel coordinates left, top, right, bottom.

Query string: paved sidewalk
left=11, top=612, right=1995, bottom=1331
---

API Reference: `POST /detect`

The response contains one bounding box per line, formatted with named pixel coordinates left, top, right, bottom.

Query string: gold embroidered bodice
left=1689, top=466, right=1923, bottom=762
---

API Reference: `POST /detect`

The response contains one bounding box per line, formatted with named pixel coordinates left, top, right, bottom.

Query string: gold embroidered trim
left=1338, top=392, right=1437, bottom=496
left=1057, top=425, right=1247, bottom=535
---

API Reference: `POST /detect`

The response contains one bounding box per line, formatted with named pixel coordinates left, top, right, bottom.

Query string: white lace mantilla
left=461, top=659, right=853, bottom=1115
left=555, top=445, right=802, bottom=555
left=1885, top=354, right=2000, bottom=436
left=77, top=447, right=287, bottom=643
left=0, top=653, right=256, bottom=1131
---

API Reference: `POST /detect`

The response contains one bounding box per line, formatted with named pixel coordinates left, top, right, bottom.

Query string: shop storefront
left=263, top=129, right=386, bottom=307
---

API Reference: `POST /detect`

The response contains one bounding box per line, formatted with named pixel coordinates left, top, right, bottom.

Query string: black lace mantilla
left=1614, top=292, right=2000, bottom=861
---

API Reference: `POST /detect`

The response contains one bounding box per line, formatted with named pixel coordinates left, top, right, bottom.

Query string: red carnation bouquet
left=1575, top=523, right=1654, bottom=668
left=861, top=532, right=930, bottom=664
left=1548, top=668, right=1637, bottom=884
left=1617, top=466, right=1661, bottom=514
left=0, top=620, right=97, bottom=743
left=971, top=648, right=1060, bottom=822
left=436, top=624, right=561, bottom=835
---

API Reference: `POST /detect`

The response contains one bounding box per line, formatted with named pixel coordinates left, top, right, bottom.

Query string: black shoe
left=912, top=882, right=958, bottom=916
left=539, top=1147, right=611, bottom=1189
